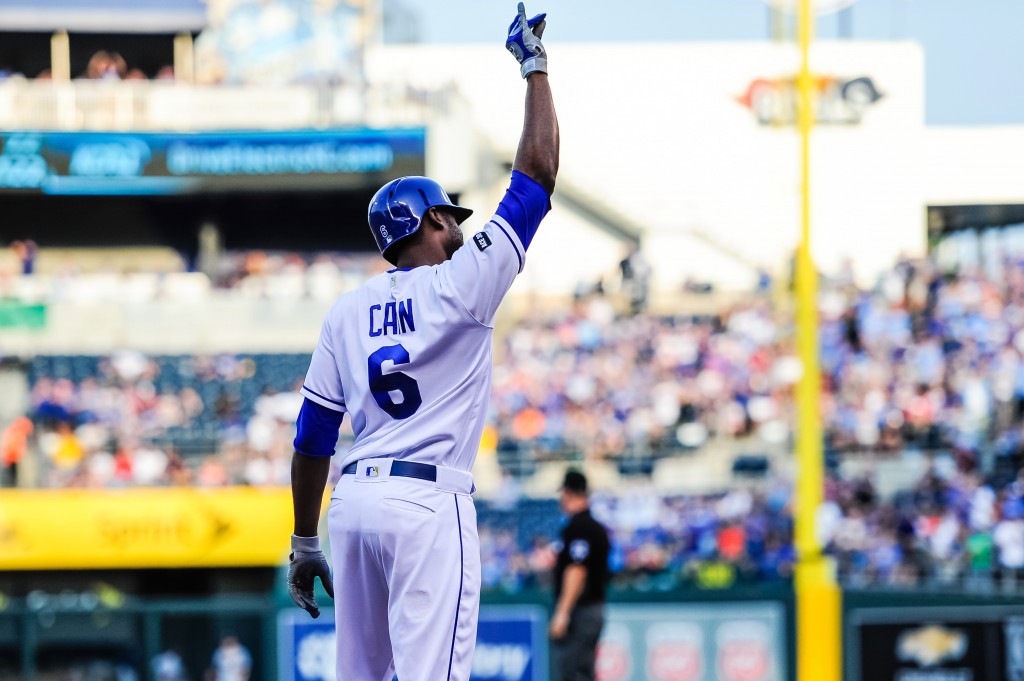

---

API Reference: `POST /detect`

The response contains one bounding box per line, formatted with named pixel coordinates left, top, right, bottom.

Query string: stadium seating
left=8, top=251, right=1024, bottom=593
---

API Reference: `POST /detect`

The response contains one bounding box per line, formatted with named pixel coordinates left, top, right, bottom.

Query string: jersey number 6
left=367, top=344, right=423, bottom=419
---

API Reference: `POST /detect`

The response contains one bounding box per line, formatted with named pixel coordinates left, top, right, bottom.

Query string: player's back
left=299, top=171, right=550, bottom=474
left=328, top=264, right=495, bottom=472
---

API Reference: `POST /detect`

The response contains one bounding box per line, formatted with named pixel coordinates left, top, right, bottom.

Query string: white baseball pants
left=328, top=458, right=480, bottom=681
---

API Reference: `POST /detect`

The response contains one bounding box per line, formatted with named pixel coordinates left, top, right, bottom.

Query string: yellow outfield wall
left=0, top=487, right=298, bottom=569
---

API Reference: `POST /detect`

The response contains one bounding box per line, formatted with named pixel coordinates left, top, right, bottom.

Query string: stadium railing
left=0, top=79, right=458, bottom=131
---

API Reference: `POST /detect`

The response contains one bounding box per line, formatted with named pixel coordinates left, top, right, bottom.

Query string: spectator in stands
left=84, top=51, right=127, bottom=80
left=965, top=524, right=995, bottom=591
left=197, top=455, right=229, bottom=487
left=10, top=239, right=36, bottom=275
left=10, top=246, right=1024, bottom=595
left=994, top=497, right=1024, bottom=592
left=0, top=417, right=32, bottom=487
left=165, top=449, right=193, bottom=486
left=618, top=246, right=651, bottom=314
left=49, top=422, right=84, bottom=473
left=527, top=535, right=557, bottom=588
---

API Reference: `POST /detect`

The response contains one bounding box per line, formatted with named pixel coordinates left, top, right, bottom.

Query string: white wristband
left=291, top=534, right=321, bottom=552
left=521, top=57, right=547, bottom=79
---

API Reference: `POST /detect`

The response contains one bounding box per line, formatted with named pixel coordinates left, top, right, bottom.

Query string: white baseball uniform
left=294, top=171, right=550, bottom=681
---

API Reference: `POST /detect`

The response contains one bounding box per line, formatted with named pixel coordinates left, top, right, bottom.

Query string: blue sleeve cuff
left=494, top=170, right=551, bottom=251
left=293, top=397, right=344, bottom=457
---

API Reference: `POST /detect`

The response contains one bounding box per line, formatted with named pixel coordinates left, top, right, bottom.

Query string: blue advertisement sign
left=278, top=611, right=336, bottom=681
left=473, top=606, right=548, bottom=681
left=0, top=129, right=426, bottom=195
left=278, top=605, right=547, bottom=681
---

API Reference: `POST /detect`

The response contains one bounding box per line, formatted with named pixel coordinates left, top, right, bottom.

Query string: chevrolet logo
left=897, top=625, right=968, bottom=667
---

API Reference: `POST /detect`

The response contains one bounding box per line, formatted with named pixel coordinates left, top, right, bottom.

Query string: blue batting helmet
left=368, top=176, right=473, bottom=263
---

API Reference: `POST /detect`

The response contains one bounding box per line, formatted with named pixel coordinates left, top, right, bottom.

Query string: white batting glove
left=506, top=2, right=547, bottom=79
left=287, top=535, right=334, bottom=619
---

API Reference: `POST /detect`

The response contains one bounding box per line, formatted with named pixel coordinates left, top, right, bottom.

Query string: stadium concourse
left=5, top=244, right=1024, bottom=594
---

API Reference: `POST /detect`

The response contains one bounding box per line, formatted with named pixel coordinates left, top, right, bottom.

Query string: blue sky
left=394, top=0, right=1024, bottom=126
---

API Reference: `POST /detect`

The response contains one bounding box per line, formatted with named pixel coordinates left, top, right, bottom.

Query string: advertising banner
left=0, top=129, right=425, bottom=195
left=0, top=302, right=45, bottom=329
left=593, top=602, right=787, bottom=681
left=193, top=0, right=365, bottom=86
left=0, top=487, right=296, bottom=569
left=849, top=607, right=1024, bottom=681
left=277, top=605, right=548, bottom=681
left=278, top=610, right=336, bottom=681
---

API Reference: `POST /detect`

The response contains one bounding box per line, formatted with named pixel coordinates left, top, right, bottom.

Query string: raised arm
left=506, top=3, right=559, bottom=195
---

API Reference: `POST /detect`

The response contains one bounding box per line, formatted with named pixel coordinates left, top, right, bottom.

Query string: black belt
left=341, top=460, right=437, bottom=482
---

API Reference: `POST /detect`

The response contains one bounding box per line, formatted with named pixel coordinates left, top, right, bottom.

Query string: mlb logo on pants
left=366, top=466, right=379, bottom=477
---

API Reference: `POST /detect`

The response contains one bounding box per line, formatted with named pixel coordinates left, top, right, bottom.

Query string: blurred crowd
left=493, top=254, right=1024, bottom=468
left=478, top=484, right=796, bottom=594
left=4, top=248, right=1024, bottom=591
left=822, top=466, right=1024, bottom=591
left=0, top=245, right=382, bottom=303
left=490, top=295, right=791, bottom=464
left=476, top=468, right=1024, bottom=594
left=9, top=352, right=312, bottom=489
left=206, top=251, right=384, bottom=299
left=818, top=255, right=1024, bottom=460
left=0, top=51, right=175, bottom=82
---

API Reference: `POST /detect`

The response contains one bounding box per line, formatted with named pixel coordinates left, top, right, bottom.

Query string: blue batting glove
left=506, top=2, right=547, bottom=79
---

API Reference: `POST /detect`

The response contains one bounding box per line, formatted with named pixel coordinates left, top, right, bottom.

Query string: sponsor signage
left=277, top=605, right=547, bottom=681
left=0, top=302, right=46, bottom=329
left=473, top=606, right=548, bottom=681
left=850, top=608, right=1024, bottom=681
left=595, top=603, right=786, bottom=681
left=736, top=75, right=884, bottom=126
left=646, top=622, right=704, bottom=681
left=0, top=129, right=425, bottom=195
left=0, top=488, right=297, bottom=569
left=279, top=611, right=337, bottom=681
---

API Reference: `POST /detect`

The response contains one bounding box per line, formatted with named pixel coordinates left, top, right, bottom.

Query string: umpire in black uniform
left=550, top=470, right=611, bottom=681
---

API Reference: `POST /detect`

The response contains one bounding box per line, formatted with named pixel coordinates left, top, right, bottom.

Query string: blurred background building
left=1, top=0, right=1024, bottom=680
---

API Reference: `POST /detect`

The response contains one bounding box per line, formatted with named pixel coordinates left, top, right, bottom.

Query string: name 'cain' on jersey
left=300, top=171, right=550, bottom=472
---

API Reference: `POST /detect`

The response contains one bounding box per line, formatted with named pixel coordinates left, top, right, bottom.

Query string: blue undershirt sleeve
left=293, top=397, right=344, bottom=457
left=494, top=170, right=551, bottom=251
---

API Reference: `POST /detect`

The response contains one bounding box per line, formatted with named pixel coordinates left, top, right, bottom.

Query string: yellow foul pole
left=794, top=1, right=842, bottom=681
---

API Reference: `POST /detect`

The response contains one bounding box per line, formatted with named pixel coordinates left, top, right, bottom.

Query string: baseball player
left=286, top=4, right=558, bottom=681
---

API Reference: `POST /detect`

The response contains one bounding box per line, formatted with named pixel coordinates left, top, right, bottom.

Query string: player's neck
left=395, top=245, right=448, bottom=269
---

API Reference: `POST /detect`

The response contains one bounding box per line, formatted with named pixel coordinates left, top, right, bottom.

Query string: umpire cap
left=561, top=470, right=588, bottom=495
